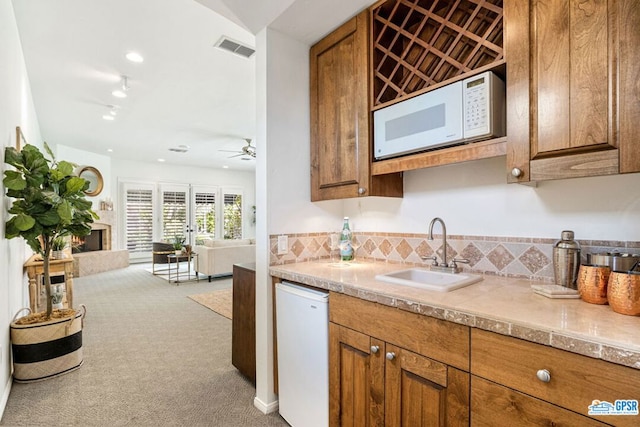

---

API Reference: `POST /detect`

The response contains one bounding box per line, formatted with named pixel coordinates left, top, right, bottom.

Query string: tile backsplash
left=269, top=232, right=640, bottom=282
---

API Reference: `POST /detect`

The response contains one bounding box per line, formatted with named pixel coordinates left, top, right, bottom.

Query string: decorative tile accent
left=551, top=335, right=601, bottom=359
left=475, top=317, right=510, bottom=335
left=396, top=239, right=413, bottom=260
left=487, top=244, right=515, bottom=271
left=461, top=243, right=484, bottom=267
left=510, top=325, right=551, bottom=345
left=379, top=239, right=393, bottom=257
left=519, top=246, right=549, bottom=274
left=415, top=241, right=434, bottom=259
left=269, top=232, right=635, bottom=281
left=290, top=239, right=305, bottom=258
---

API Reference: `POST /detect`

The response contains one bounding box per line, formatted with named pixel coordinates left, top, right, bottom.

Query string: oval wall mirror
left=78, top=166, right=104, bottom=197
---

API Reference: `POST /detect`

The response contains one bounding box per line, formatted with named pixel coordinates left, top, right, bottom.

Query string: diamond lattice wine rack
left=372, top=0, right=504, bottom=108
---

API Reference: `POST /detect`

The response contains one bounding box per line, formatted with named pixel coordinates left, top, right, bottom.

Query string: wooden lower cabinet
left=385, top=343, right=469, bottom=426
left=329, top=323, right=469, bottom=426
left=329, top=323, right=382, bottom=426
left=471, top=328, right=640, bottom=427
left=329, top=292, right=470, bottom=426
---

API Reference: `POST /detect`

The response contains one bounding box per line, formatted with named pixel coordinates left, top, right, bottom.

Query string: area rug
left=188, top=288, right=233, bottom=320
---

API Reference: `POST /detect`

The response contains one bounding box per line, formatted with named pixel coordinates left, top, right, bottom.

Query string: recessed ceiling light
left=126, top=51, right=144, bottom=63
left=112, top=90, right=127, bottom=98
left=222, top=165, right=229, bottom=169
left=157, top=158, right=166, bottom=162
left=102, top=115, right=115, bottom=121
left=107, top=148, right=113, bottom=152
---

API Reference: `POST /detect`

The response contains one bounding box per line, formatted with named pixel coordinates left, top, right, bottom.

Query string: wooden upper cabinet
left=310, top=10, right=403, bottom=201
left=506, top=0, right=640, bottom=183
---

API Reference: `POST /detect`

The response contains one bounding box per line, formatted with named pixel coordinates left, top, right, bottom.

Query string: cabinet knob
left=511, top=167, right=523, bottom=178
left=358, top=187, right=366, bottom=195
left=386, top=352, right=396, bottom=361
left=370, top=345, right=379, bottom=354
left=536, top=369, right=551, bottom=383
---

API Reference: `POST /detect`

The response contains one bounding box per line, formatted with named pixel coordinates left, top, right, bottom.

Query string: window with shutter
left=125, top=189, right=154, bottom=254
left=162, top=190, right=187, bottom=242
left=194, top=192, right=216, bottom=244
left=223, top=192, right=242, bottom=239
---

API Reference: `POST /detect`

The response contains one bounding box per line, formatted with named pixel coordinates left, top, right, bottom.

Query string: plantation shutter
left=125, top=189, right=153, bottom=253
left=223, top=192, right=242, bottom=239
left=194, top=192, right=216, bottom=244
left=162, top=191, right=187, bottom=242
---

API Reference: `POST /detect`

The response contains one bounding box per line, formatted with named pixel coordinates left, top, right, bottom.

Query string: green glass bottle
left=340, top=217, right=353, bottom=261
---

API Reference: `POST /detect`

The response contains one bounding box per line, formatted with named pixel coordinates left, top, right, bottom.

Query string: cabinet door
left=506, top=0, right=624, bottom=182
left=329, top=322, right=385, bottom=427
left=310, top=10, right=402, bottom=201
left=384, top=344, right=469, bottom=427
left=471, top=376, right=610, bottom=427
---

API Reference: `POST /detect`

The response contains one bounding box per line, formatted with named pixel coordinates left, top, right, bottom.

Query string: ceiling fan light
left=112, top=90, right=127, bottom=98
left=102, top=115, right=115, bottom=121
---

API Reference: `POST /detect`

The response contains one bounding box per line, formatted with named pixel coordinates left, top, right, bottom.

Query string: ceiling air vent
left=215, top=36, right=255, bottom=59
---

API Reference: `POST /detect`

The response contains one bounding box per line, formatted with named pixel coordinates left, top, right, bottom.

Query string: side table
left=24, top=254, right=74, bottom=312
left=167, top=253, right=199, bottom=284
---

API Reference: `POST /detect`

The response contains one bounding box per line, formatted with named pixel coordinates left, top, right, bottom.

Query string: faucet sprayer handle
left=421, top=255, right=438, bottom=266
left=448, top=258, right=469, bottom=269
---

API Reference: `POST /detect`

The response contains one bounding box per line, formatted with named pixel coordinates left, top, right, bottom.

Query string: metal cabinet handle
left=511, top=167, right=523, bottom=178
left=358, top=187, right=366, bottom=195
left=386, top=352, right=396, bottom=361
left=536, top=369, right=551, bottom=383
left=370, top=345, right=379, bottom=354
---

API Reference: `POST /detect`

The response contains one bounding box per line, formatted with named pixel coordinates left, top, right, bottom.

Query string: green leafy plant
left=4, top=143, right=98, bottom=318
left=51, top=236, right=67, bottom=251
left=172, top=235, right=185, bottom=250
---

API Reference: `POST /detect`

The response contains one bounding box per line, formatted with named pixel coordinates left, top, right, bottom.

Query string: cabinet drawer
left=471, top=376, right=609, bottom=427
left=471, top=329, right=640, bottom=427
left=330, top=292, right=469, bottom=370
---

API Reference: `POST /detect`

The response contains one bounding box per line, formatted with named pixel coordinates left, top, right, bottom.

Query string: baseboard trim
left=0, top=376, right=12, bottom=421
left=254, top=396, right=279, bottom=414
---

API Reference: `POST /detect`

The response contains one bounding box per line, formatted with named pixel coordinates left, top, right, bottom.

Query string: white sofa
left=193, top=238, right=256, bottom=281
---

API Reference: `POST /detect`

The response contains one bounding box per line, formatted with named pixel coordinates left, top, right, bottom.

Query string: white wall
left=254, top=27, right=343, bottom=414
left=56, top=144, right=113, bottom=208
left=0, top=0, right=43, bottom=416
left=343, top=157, right=640, bottom=241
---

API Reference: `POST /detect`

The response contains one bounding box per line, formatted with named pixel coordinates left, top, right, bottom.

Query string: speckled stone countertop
left=269, top=260, right=640, bottom=370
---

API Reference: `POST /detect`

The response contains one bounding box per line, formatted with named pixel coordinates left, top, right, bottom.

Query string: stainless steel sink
left=375, top=268, right=482, bottom=292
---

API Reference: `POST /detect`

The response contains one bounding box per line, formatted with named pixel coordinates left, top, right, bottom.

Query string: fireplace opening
left=72, top=230, right=103, bottom=253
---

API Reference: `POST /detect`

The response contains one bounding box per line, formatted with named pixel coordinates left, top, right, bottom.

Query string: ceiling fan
left=219, top=138, right=256, bottom=159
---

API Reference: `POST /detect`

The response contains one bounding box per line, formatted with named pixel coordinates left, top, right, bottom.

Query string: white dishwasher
left=276, top=281, right=329, bottom=427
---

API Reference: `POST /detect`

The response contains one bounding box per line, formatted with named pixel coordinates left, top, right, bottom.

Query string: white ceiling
left=11, top=0, right=373, bottom=171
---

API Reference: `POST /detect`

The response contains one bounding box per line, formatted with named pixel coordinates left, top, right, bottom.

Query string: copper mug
left=577, top=264, right=611, bottom=305
left=607, top=261, right=640, bottom=316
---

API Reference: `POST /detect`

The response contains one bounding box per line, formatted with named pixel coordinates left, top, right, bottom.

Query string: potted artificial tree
left=4, top=143, right=98, bottom=382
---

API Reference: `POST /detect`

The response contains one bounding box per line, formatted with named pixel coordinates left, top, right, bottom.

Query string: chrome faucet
left=426, top=217, right=469, bottom=273
left=428, top=217, right=448, bottom=266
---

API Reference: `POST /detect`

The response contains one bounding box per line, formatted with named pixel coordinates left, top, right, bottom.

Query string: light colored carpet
left=0, top=265, right=286, bottom=427
left=189, top=289, right=233, bottom=320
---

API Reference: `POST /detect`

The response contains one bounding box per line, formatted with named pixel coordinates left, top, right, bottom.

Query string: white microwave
left=373, top=71, right=506, bottom=160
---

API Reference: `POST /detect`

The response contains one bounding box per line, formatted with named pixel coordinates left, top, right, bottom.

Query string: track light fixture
left=112, top=76, right=130, bottom=98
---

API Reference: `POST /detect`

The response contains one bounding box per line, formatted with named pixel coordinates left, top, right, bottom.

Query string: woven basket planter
left=10, top=305, right=86, bottom=383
